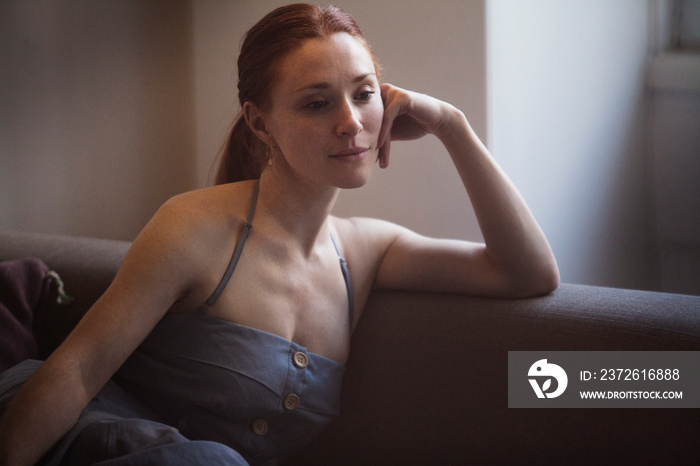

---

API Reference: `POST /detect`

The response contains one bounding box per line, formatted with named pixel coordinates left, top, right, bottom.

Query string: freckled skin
left=248, top=33, right=384, bottom=190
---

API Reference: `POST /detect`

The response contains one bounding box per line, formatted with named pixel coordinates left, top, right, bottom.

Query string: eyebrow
left=294, top=73, right=376, bottom=93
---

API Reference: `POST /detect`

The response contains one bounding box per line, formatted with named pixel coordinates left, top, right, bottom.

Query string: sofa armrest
left=288, top=286, right=700, bottom=465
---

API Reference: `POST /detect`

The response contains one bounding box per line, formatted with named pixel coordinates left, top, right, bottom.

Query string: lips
left=329, top=147, right=370, bottom=159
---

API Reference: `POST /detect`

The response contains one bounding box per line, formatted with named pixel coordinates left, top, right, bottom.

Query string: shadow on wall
left=0, top=0, right=198, bottom=241
left=648, top=53, right=700, bottom=296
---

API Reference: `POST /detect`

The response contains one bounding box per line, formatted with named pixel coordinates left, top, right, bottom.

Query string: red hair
left=215, top=3, right=380, bottom=185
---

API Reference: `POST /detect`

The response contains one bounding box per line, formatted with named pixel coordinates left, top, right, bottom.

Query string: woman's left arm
left=371, top=84, right=559, bottom=298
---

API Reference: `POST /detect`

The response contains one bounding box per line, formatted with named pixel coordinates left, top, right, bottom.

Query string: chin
left=337, top=179, right=369, bottom=190
left=333, top=168, right=374, bottom=190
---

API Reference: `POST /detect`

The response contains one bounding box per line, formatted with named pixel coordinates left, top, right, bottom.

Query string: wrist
left=434, top=105, right=477, bottom=150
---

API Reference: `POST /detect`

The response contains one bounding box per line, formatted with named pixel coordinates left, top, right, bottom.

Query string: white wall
left=487, top=0, right=655, bottom=290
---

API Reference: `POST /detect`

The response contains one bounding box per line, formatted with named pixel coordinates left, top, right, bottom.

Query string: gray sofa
left=1, top=229, right=698, bottom=465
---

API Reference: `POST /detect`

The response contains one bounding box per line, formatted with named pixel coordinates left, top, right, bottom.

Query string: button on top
left=293, top=351, right=309, bottom=368
left=251, top=418, right=268, bottom=436
left=283, top=393, right=300, bottom=411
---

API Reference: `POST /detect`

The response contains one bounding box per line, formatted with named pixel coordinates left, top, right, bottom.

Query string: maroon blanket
left=0, top=257, right=51, bottom=372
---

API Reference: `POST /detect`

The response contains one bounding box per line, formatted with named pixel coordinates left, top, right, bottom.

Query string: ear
left=243, top=101, right=277, bottom=147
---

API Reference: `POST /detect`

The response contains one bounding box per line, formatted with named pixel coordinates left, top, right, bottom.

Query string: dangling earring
left=267, top=145, right=278, bottom=166
left=266, top=144, right=273, bottom=166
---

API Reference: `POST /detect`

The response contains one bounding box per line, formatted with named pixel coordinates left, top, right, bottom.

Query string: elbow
left=534, top=266, right=560, bottom=296
left=507, top=259, right=560, bottom=298
left=522, top=261, right=560, bottom=297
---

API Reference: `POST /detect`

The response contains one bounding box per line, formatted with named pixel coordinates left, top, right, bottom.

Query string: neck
left=256, top=169, right=340, bottom=256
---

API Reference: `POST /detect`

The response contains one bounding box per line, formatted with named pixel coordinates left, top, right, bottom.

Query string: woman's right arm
left=0, top=196, right=209, bottom=466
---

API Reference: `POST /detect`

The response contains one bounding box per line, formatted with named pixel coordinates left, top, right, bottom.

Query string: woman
left=0, top=4, right=558, bottom=465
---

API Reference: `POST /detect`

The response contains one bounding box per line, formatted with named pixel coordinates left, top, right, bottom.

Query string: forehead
left=273, top=33, right=377, bottom=92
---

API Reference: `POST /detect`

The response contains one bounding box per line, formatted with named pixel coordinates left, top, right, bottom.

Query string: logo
left=528, top=359, right=568, bottom=398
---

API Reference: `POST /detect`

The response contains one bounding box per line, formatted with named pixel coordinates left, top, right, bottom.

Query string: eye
left=305, top=100, right=329, bottom=111
left=356, top=90, right=374, bottom=102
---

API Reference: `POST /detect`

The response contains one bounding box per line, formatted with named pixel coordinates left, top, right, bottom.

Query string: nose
left=336, top=100, right=363, bottom=137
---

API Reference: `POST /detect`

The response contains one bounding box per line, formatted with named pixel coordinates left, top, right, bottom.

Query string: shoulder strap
left=331, top=234, right=355, bottom=329
left=197, top=181, right=260, bottom=314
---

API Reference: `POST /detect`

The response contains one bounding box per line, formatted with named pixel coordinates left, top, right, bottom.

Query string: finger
left=378, top=84, right=396, bottom=148
left=377, top=114, right=392, bottom=152
left=377, top=83, right=405, bottom=168
left=378, top=139, right=391, bottom=169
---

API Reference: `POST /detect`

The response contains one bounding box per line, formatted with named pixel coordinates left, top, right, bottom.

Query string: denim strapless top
left=114, top=312, right=344, bottom=464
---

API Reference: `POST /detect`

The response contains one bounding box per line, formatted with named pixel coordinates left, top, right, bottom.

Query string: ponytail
left=215, top=112, right=266, bottom=185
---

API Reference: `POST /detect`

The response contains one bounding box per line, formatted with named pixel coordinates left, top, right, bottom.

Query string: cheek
left=268, top=112, right=310, bottom=148
left=364, top=103, right=384, bottom=137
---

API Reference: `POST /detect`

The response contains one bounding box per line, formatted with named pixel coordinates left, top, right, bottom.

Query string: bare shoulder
left=328, top=216, right=410, bottom=305
left=140, top=185, right=241, bottom=253
left=159, top=182, right=254, bottom=227
left=119, top=182, right=257, bottom=302
left=330, top=215, right=406, bottom=259
left=159, top=181, right=257, bottom=240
